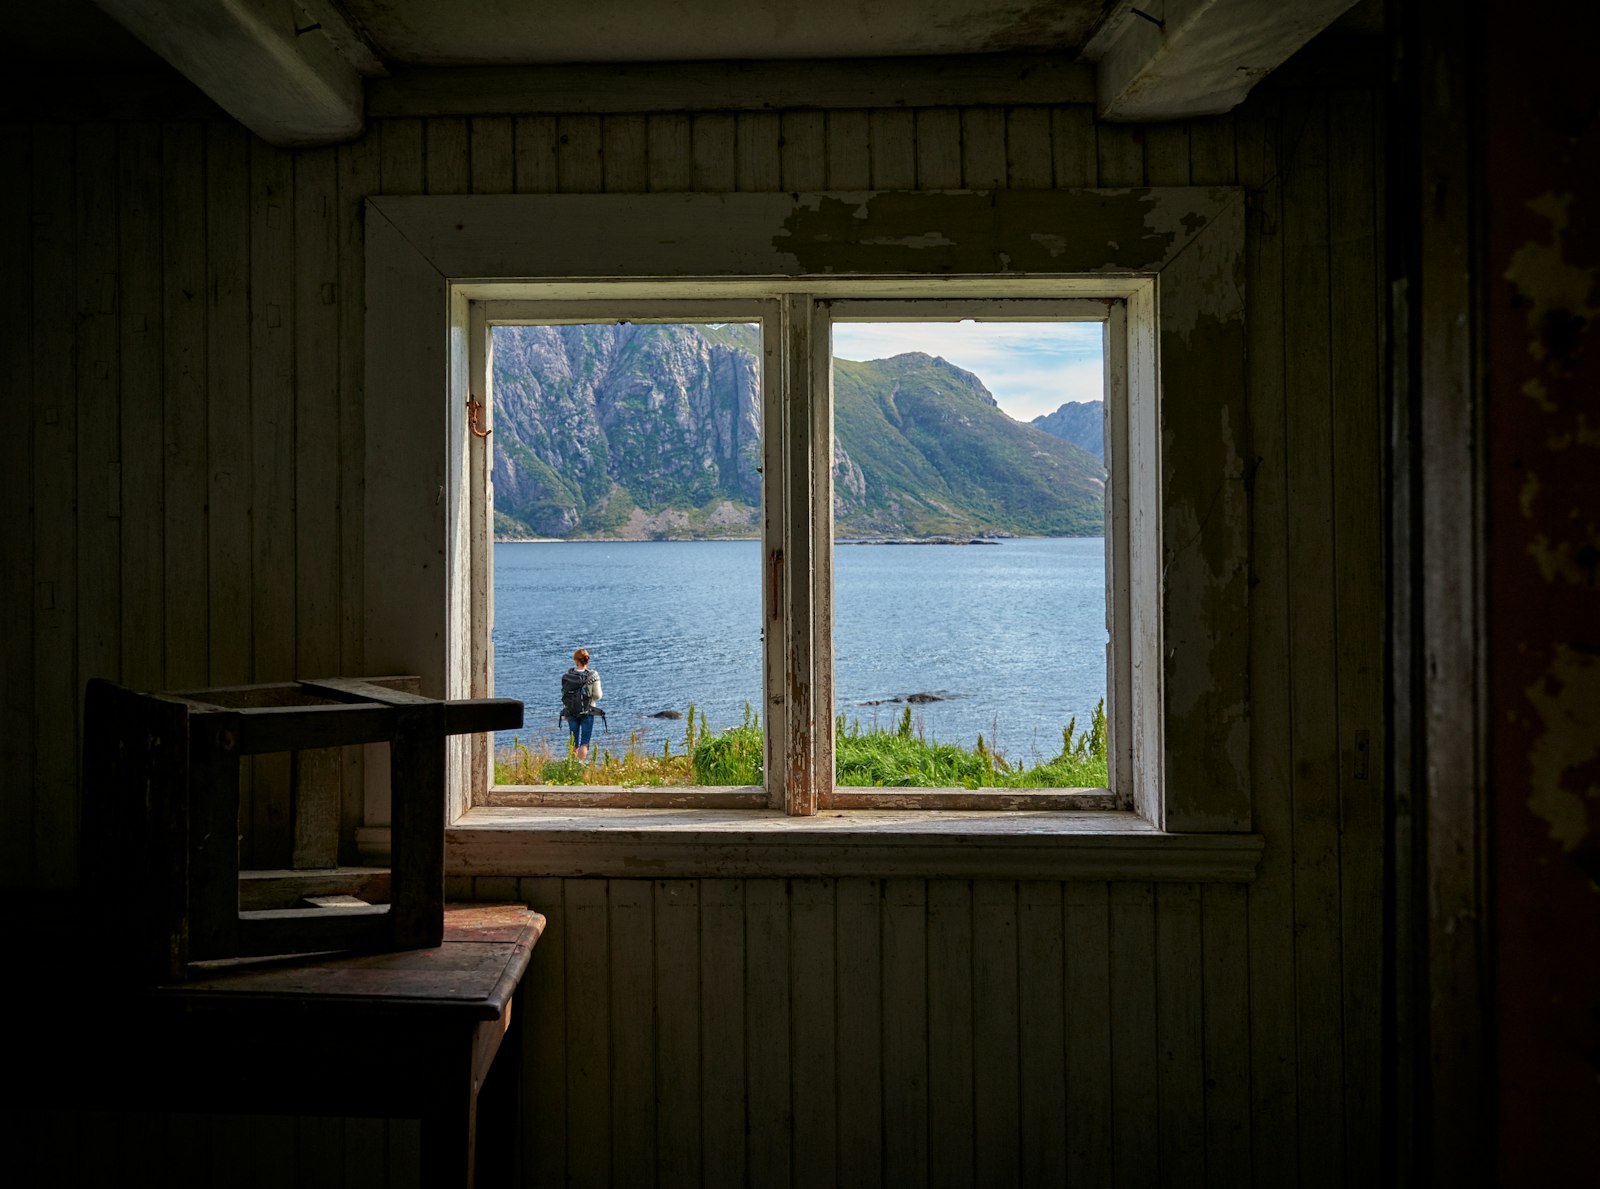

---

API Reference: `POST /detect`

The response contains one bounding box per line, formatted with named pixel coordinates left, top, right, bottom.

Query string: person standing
left=560, top=648, right=604, bottom=761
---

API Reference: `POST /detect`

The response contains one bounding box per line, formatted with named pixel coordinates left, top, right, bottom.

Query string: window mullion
left=780, top=294, right=823, bottom=815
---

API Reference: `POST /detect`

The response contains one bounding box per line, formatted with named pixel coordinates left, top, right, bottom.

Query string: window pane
left=489, top=322, right=765, bottom=788
left=830, top=321, right=1110, bottom=789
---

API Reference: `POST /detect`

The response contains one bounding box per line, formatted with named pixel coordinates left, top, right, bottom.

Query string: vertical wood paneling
left=520, top=876, right=568, bottom=1189
left=790, top=878, right=837, bottom=1188
left=1281, top=88, right=1346, bottom=1189
left=1005, top=108, right=1053, bottom=188
left=691, top=113, right=737, bottom=193
left=598, top=114, right=648, bottom=194
left=867, top=110, right=916, bottom=190
left=0, top=121, right=35, bottom=883
left=927, top=880, right=974, bottom=1189
left=1051, top=107, right=1098, bottom=187
left=31, top=121, right=78, bottom=885
left=161, top=122, right=209, bottom=691
left=1096, top=124, right=1145, bottom=187
left=973, top=881, right=1020, bottom=1185
left=1156, top=883, right=1206, bottom=1186
left=915, top=109, right=962, bottom=189
left=701, top=879, right=747, bottom=1189
left=779, top=112, right=827, bottom=192
left=1328, top=84, right=1384, bottom=1189
left=557, top=115, right=603, bottom=193
left=835, top=877, right=883, bottom=1189
left=656, top=880, right=703, bottom=1189
left=248, top=139, right=295, bottom=867
left=1109, top=882, right=1158, bottom=1188
left=424, top=117, right=470, bottom=194
left=1236, top=89, right=1302, bottom=1189
left=734, top=113, right=781, bottom=192
left=881, top=877, right=929, bottom=1185
left=825, top=111, right=871, bottom=191
left=378, top=118, right=424, bottom=194
left=1064, top=882, right=1113, bottom=1184
left=1201, top=883, right=1253, bottom=1185
left=1018, top=881, right=1066, bottom=1185
left=1144, top=123, right=1192, bottom=187
left=564, top=879, right=611, bottom=1186
left=512, top=115, right=559, bottom=193
left=960, top=108, right=1007, bottom=189
left=745, top=879, right=792, bottom=1188
left=469, top=116, right=514, bottom=194
left=647, top=114, right=692, bottom=192
left=206, top=121, right=252, bottom=686
left=1189, top=115, right=1236, bottom=186
left=609, top=880, right=656, bottom=1187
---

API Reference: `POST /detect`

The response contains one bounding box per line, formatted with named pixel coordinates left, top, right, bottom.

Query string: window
left=364, top=188, right=1252, bottom=842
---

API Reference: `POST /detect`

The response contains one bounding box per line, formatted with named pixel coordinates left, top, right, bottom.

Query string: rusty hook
left=467, top=398, right=492, bottom=438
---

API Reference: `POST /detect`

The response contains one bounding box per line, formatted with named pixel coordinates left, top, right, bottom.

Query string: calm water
left=493, top=537, right=1108, bottom=764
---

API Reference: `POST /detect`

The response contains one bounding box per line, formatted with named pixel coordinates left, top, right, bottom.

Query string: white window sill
left=443, top=806, right=1263, bottom=882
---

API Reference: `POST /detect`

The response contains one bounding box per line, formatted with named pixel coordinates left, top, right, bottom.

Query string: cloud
left=831, top=321, right=1104, bottom=421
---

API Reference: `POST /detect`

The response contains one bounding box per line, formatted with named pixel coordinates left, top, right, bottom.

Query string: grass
left=494, top=699, right=1109, bottom=790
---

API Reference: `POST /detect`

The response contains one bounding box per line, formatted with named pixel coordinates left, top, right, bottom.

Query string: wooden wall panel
left=5, top=61, right=1386, bottom=1188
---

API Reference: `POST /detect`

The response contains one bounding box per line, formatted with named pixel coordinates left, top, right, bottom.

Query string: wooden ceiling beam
left=93, top=0, right=371, bottom=145
left=1083, top=0, right=1362, bottom=121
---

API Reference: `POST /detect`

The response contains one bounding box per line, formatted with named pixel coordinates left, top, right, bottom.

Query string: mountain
left=491, top=324, right=1104, bottom=539
left=1030, top=400, right=1105, bottom=460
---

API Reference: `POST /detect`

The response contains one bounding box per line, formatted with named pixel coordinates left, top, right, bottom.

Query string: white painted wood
left=916, top=109, right=963, bottom=189
left=468, top=116, right=514, bottom=194
left=734, top=112, right=781, bottom=192
left=783, top=293, right=820, bottom=815
left=601, top=114, right=649, bottom=194
left=824, top=111, right=870, bottom=191
left=868, top=109, right=917, bottom=190
left=960, top=108, right=1007, bottom=189
left=690, top=113, right=737, bottom=193
left=1085, top=0, right=1361, bottom=121
left=556, top=114, right=602, bottom=193
left=368, top=56, right=1095, bottom=119
left=468, top=300, right=491, bottom=805
left=424, top=117, right=470, bottom=195
left=512, top=115, right=559, bottom=193
left=647, top=114, right=692, bottom=192
left=95, top=0, right=363, bottom=145
left=1051, top=106, right=1098, bottom=187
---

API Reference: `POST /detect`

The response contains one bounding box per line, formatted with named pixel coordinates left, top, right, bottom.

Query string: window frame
left=363, top=188, right=1252, bottom=859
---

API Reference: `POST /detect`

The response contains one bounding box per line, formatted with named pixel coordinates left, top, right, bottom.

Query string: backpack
left=560, top=669, right=601, bottom=722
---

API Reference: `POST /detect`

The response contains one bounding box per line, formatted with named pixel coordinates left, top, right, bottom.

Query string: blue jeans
left=567, top=714, right=595, bottom=749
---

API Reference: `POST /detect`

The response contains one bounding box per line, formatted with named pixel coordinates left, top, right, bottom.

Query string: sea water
left=493, top=536, right=1108, bottom=764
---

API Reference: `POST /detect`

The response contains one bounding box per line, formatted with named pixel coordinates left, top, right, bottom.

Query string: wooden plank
left=1189, top=115, right=1237, bottom=186
left=601, top=114, right=649, bottom=194
left=31, top=121, right=78, bottom=887
left=1236, top=89, right=1301, bottom=1188
left=519, top=876, right=568, bottom=1189
left=118, top=120, right=164, bottom=693
left=556, top=115, right=603, bottom=193
left=791, top=878, right=838, bottom=1188
left=513, top=115, right=559, bottom=193
left=424, top=117, right=470, bottom=195
left=1281, top=86, right=1345, bottom=1189
left=1096, top=124, right=1146, bottom=187
left=378, top=117, right=424, bottom=195
left=1108, top=882, right=1158, bottom=1188
left=74, top=121, right=121, bottom=751
left=655, top=880, right=703, bottom=1189
left=388, top=702, right=447, bottom=949
left=609, top=879, right=658, bottom=1187
left=973, top=881, right=1021, bottom=1185
left=825, top=110, right=871, bottom=191
left=780, top=111, right=827, bottom=192
left=161, top=120, right=209, bottom=691
left=691, top=112, right=737, bottom=193
left=1328, top=83, right=1383, bottom=1189
left=293, top=145, right=343, bottom=867
left=368, top=56, right=1096, bottom=117
left=927, top=879, right=975, bottom=1189
left=1050, top=106, right=1098, bottom=188
left=700, top=879, right=747, bottom=1189
left=469, top=116, right=514, bottom=194
left=1005, top=107, right=1054, bottom=188
left=1201, top=883, right=1252, bottom=1185
left=189, top=708, right=245, bottom=960
left=0, top=121, right=34, bottom=884
left=564, top=878, right=611, bottom=1185
left=1143, top=122, right=1192, bottom=186
left=206, top=121, right=253, bottom=687
left=868, top=109, right=916, bottom=190
left=960, top=108, right=1007, bottom=189
left=881, top=878, right=929, bottom=1184
left=835, top=877, right=883, bottom=1189
left=1065, top=883, right=1113, bottom=1183
left=336, top=126, right=380, bottom=860
left=238, top=867, right=390, bottom=911
left=745, top=878, right=792, bottom=1188
left=647, top=114, right=693, bottom=192
left=1018, top=880, right=1067, bottom=1185
left=249, top=138, right=296, bottom=869
left=915, top=108, right=962, bottom=189
left=1156, top=883, right=1206, bottom=1185
left=735, top=112, right=781, bottom=192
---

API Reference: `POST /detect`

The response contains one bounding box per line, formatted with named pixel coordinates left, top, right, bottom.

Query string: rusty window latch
left=467, top=398, right=491, bottom=438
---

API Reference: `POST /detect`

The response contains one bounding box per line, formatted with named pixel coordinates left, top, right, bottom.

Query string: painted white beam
left=93, top=0, right=370, bottom=145
left=1084, top=0, right=1362, bottom=121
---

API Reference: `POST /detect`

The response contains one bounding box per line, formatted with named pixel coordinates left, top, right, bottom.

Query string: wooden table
left=121, top=903, right=544, bottom=1188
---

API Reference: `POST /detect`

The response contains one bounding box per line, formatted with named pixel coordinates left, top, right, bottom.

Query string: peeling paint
left=1520, top=472, right=1541, bottom=519
left=1527, top=532, right=1600, bottom=587
left=1503, top=192, right=1598, bottom=371
left=1524, top=646, right=1600, bottom=853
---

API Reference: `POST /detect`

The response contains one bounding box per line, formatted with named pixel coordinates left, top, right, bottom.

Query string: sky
left=831, top=321, right=1104, bottom=423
